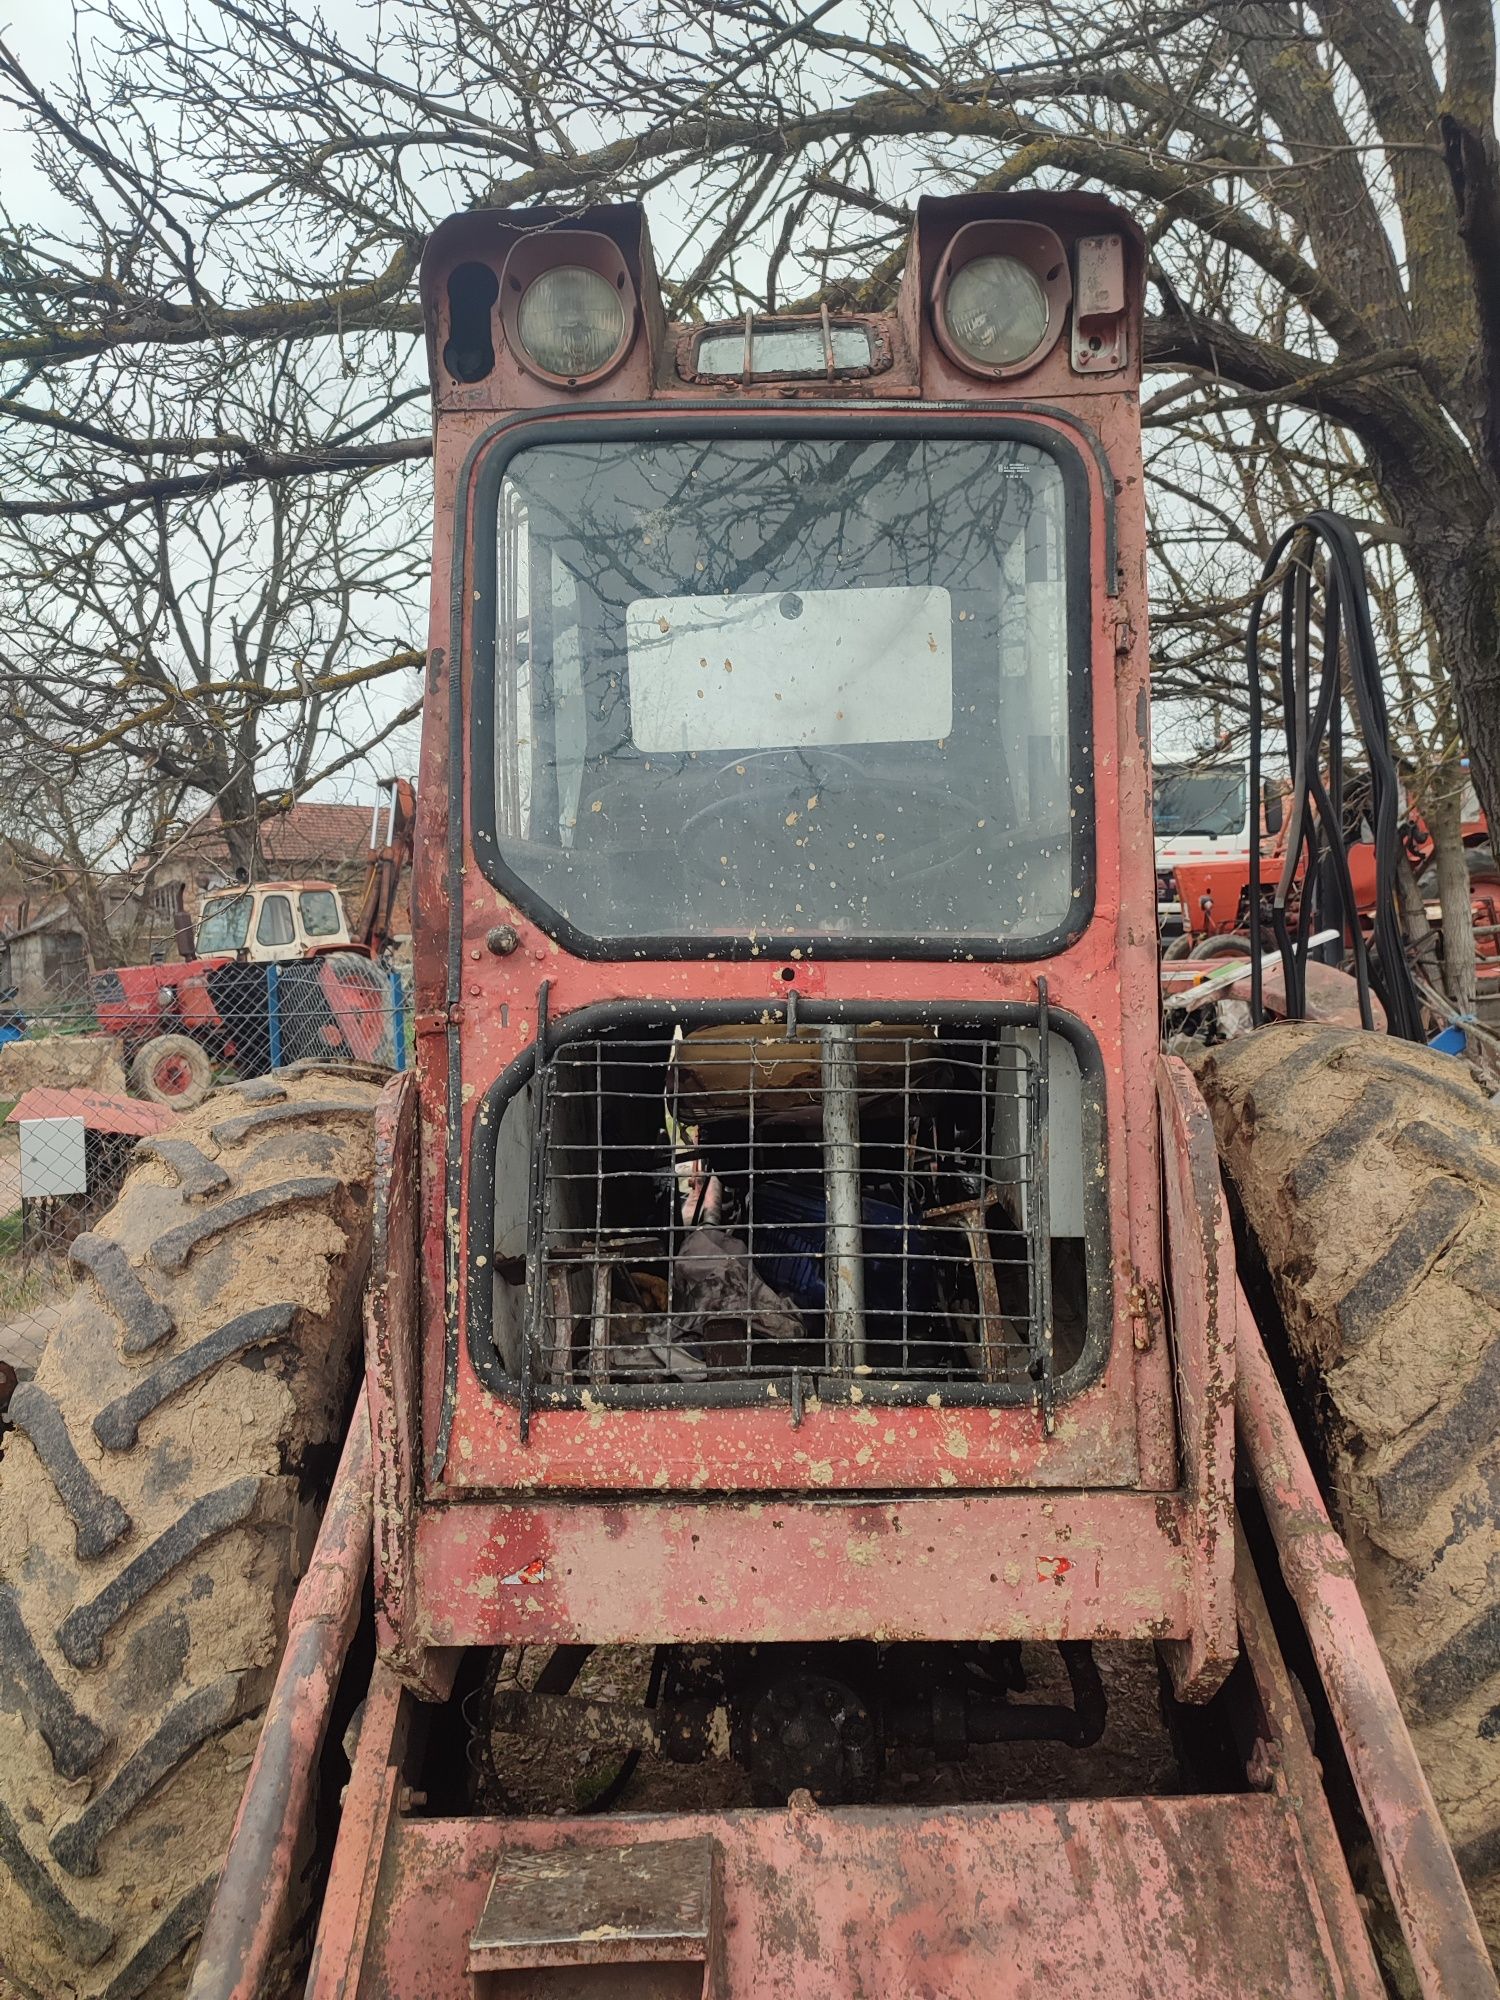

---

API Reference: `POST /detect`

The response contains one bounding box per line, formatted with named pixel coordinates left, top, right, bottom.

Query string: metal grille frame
left=464, top=997, right=1111, bottom=1430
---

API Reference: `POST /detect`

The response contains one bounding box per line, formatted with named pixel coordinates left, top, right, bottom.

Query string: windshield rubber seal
left=463, top=407, right=1099, bottom=964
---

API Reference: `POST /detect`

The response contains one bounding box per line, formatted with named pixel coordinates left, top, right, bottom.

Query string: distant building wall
left=3, top=925, right=90, bottom=1006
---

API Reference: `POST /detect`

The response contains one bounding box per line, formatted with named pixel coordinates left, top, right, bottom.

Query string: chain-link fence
left=0, top=954, right=411, bottom=1396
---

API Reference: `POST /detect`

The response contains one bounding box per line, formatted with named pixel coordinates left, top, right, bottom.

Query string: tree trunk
left=1428, top=765, right=1478, bottom=1013
left=1395, top=852, right=1446, bottom=1000
left=1393, top=510, right=1500, bottom=847
left=65, top=878, right=119, bottom=974
left=217, top=771, right=265, bottom=882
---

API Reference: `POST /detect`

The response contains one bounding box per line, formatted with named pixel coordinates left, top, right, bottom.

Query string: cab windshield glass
left=1153, top=766, right=1247, bottom=838
left=487, top=435, right=1080, bottom=947
left=196, top=893, right=251, bottom=954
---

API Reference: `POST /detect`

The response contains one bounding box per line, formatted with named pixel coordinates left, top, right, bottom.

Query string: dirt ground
left=482, top=1641, right=1178, bottom=1818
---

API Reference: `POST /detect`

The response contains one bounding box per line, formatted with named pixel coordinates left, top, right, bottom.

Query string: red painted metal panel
left=412, top=388, right=1169, bottom=1504
left=1156, top=1053, right=1236, bottom=1698
left=364, top=1070, right=458, bottom=1695
left=1233, top=1535, right=1388, bottom=2000
left=440, top=1382, right=1135, bottom=1495
left=397, top=1052, right=1236, bottom=1665
left=304, top=1667, right=408, bottom=2000
left=412, top=1490, right=1193, bottom=1648
left=344, top=1798, right=1369, bottom=2000
left=6, top=1087, right=177, bottom=1135
left=188, top=1391, right=373, bottom=2000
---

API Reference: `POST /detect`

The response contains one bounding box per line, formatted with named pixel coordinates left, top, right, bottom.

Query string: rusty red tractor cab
left=5, top=191, right=1495, bottom=2000
left=203, top=191, right=1487, bottom=1999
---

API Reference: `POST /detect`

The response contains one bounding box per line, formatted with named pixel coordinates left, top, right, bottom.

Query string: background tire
left=128, top=1036, right=214, bottom=1111
left=0, top=1067, right=380, bottom=1998
left=1197, top=1022, right=1500, bottom=1966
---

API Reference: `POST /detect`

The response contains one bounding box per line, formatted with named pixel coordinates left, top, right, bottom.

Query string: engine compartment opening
left=490, top=1014, right=1094, bottom=1404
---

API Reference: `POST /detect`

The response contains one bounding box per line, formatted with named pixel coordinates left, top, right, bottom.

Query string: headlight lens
left=942, top=254, right=1050, bottom=369
left=516, top=265, right=627, bottom=378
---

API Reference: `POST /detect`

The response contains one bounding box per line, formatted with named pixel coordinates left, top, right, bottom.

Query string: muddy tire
left=1196, top=1023, right=1500, bottom=1963
left=129, top=1036, right=214, bottom=1112
left=0, top=1067, right=381, bottom=1999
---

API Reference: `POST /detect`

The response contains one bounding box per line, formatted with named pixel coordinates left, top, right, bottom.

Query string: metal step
left=469, top=1836, right=720, bottom=1997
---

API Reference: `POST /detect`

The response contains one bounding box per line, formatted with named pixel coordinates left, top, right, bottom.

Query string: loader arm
left=347, top=776, right=416, bottom=955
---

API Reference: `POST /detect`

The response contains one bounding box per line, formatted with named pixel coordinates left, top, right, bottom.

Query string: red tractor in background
left=1160, top=759, right=1500, bottom=1010
left=89, top=779, right=415, bottom=1107
left=1, top=193, right=1497, bottom=2000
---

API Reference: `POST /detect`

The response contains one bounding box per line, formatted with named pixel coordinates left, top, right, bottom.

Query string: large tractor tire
left=0, top=1065, right=381, bottom=1999
left=1197, top=1023, right=1500, bottom=1963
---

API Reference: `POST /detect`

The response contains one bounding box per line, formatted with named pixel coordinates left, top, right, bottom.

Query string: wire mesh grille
left=528, top=1022, right=1055, bottom=1398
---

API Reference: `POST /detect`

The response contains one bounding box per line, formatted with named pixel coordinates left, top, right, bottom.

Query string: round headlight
left=942, top=255, right=1050, bottom=369
left=516, top=265, right=627, bottom=379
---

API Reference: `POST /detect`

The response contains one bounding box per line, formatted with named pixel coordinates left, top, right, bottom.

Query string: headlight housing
left=931, top=221, right=1071, bottom=380
left=499, top=231, right=637, bottom=386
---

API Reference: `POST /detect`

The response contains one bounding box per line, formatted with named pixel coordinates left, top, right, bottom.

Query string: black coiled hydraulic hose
left=1245, top=511, right=1426, bottom=1042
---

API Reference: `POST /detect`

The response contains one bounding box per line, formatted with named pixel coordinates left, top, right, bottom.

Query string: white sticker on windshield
left=626, top=586, right=954, bottom=753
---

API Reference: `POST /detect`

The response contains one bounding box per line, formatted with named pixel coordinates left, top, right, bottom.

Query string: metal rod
left=1233, top=1528, right=1389, bottom=2000
left=900, top=1036, right=912, bottom=1370
left=1236, top=1292, right=1497, bottom=1999
left=520, top=980, right=552, bottom=1440
left=188, top=1391, right=372, bottom=2000
left=820, top=1022, right=865, bottom=1372
left=266, top=962, right=282, bottom=1070
left=1033, top=983, right=1055, bottom=1430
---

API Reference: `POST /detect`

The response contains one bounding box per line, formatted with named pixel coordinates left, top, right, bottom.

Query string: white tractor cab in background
left=1152, top=761, right=1250, bottom=937
left=194, top=880, right=354, bottom=962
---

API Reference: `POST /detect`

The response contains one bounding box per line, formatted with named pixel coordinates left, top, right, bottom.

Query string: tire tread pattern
left=1198, top=1023, right=1500, bottom=1963
left=0, top=1069, right=380, bottom=1999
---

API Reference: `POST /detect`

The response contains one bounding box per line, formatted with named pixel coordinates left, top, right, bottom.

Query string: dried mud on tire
left=1197, top=1022, right=1500, bottom=1966
left=0, top=1067, right=381, bottom=2000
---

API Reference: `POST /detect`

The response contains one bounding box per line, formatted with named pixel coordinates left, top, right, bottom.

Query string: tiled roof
left=152, top=802, right=378, bottom=873
left=0, top=896, right=73, bottom=940
left=258, top=804, right=375, bottom=866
